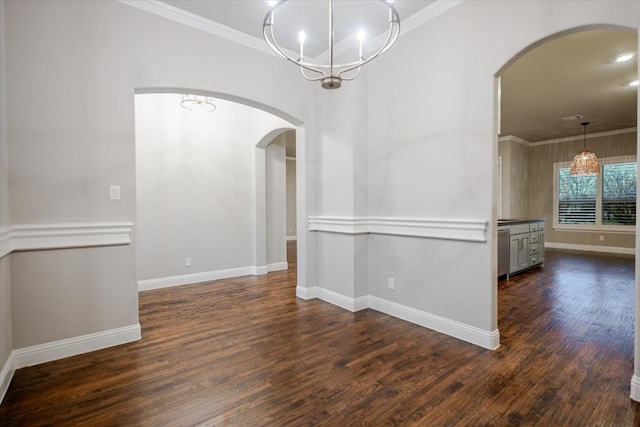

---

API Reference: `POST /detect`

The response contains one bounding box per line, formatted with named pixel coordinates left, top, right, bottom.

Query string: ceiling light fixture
left=615, top=53, right=634, bottom=62
left=570, top=122, right=600, bottom=176
left=263, top=0, right=400, bottom=89
left=180, top=94, right=216, bottom=113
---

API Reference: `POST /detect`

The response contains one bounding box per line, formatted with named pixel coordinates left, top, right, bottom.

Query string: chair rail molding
left=0, top=222, right=134, bottom=258
left=308, top=216, right=488, bottom=242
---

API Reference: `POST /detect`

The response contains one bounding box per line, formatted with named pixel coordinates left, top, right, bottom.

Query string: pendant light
left=180, top=94, right=216, bottom=113
left=263, top=0, right=400, bottom=90
left=570, top=122, right=600, bottom=176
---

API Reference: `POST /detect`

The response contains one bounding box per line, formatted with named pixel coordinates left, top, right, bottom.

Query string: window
left=554, top=156, right=636, bottom=231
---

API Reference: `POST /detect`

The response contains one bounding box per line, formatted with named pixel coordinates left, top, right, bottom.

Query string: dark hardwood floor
left=2, top=243, right=640, bottom=426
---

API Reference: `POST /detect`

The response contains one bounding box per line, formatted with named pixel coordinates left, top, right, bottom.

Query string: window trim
left=553, top=155, right=637, bottom=233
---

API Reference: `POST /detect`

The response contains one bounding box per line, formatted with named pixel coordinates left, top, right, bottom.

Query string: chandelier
left=570, top=122, right=600, bottom=176
left=180, top=94, right=216, bottom=112
left=263, top=0, right=400, bottom=89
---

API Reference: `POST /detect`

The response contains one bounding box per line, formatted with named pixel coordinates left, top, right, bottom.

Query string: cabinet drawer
left=530, top=244, right=538, bottom=254
left=530, top=255, right=539, bottom=265
left=530, top=234, right=538, bottom=243
left=538, top=222, right=545, bottom=231
left=530, top=223, right=538, bottom=232
left=510, top=224, right=530, bottom=235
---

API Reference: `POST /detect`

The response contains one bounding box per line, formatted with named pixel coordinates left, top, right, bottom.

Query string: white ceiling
left=501, top=29, right=637, bottom=142
left=163, top=0, right=434, bottom=59
left=144, top=1, right=638, bottom=143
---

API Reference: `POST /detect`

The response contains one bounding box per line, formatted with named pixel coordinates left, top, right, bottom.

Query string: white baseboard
left=286, top=236, right=297, bottom=241
left=0, top=352, right=15, bottom=404
left=139, top=266, right=257, bottom=291
left=267, top=262, right=288, bottom=272
left=631, top=375, right=640, bottom=401
left=368, top=296, right=499, bottom=350
left=252, top=265, right=268, bottom=275
left=295, top=287, right=499, bottom=350
left=295, top=285, right=367, bottom=312
left=296, top=285, right=317, bottom=300
left=13, top=323, right=141, bottom=369
left=546, top=241, right=635, bottom=255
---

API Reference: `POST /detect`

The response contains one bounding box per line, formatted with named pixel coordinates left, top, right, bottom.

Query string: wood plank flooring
left=2, top=244, right=640, bottom=425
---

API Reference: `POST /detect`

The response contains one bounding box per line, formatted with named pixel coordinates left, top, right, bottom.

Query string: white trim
left=0, top=226, right=11, bottom=258
left=530, top=127, right=637, bottom=147
left=12, top=324, right=141, bottom=370
left=545, top=241, right=635, bottom=255
left=498, top=135, right=530, bottom=146
left=630, top=375, right=640, bottom=401
left=121, top=0, right=463, bottom=64
left=267, top=262, right=288, bottom=272
left=252, top=265, right=268, bottom=276
left=286, top=236, right=297, bottom=241
left=296, top=285, right=318, bottom=300
left=368, top=296, right=500, bottom=350
left=499, top=127, right=637, bottom=147
left=0, top=223, right=134, bottom=259
left=118, top=0, right=274, bottom=56
left=401, top=0, right=464, bottom=35
left=0, top=352, right=15, bottom=404
left=295, top=288, right=499, bottom=350
left=316, top=288, right=368, bottom=312
left=138, top=266, right=258, bottom=292
left=308, top=216, right=488, bottom=242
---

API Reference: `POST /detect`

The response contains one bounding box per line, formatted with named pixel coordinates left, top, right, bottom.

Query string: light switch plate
left=109, top=185, right=121, bottom=200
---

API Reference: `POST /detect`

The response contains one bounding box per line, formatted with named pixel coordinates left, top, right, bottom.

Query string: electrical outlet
left=599, top=235, right=604, bottom=241
left=388, top=278, right=395, bottom=290
left=185, top=257, right=192, bottom=267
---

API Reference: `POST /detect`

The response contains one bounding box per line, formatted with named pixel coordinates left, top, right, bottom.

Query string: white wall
left=266, top=134, right=287, bottom=268
left=136, top=94, right=289, bottom=283
left=365, top=1, right=639, bottom=337
left=286, top=158, right=297, bottom=239
left=3, top=0, right=313, bottom=357
left=0, top=0, right=13, bottom=399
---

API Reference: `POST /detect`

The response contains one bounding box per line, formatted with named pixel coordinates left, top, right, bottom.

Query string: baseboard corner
left=0, top=352, right=16, bottom=404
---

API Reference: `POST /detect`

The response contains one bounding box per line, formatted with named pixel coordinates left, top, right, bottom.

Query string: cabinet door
left=518, top=235, right=529, bottom=270
left=538, top=232, right=544, bottom=264
left=510, top=234, right=530, bottom=274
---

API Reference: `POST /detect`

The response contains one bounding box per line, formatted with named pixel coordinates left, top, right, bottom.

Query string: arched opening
left=494, top=24, right=638, bottom=395
left=134, top=90, right=306, bottom=291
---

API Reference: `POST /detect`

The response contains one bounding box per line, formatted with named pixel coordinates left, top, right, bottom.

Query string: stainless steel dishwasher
left=498, top=226, right=510, bottom=278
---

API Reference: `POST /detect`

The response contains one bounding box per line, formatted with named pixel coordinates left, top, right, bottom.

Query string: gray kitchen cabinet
left=509, top=232, right=529, bottom=274
left=504, top=220, right=545, bottom=277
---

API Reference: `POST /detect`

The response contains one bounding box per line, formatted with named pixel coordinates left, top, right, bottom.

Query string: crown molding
left=498, top=135, right=530, bottom=146
left=401, top=0, right=464, bottom=35
left=118, top=0, right=275, bottom=56
left=528, top=127, right=637, bottom=146
left=120, top=0, right=464, bottom=62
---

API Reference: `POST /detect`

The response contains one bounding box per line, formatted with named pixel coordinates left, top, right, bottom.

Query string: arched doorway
left=134, top=89, right=307, bottom=291
left=494, top=25, right=638, bottom=398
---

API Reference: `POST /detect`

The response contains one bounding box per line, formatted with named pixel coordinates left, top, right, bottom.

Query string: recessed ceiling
left=500, top=29, right=638, bottom=142
left=162, top=0, right=435, bottom=58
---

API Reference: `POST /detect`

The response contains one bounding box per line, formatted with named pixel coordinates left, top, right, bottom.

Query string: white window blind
left=602, top=162, right=636, bottom=226
left=554, top=156, right=636, bottom=231
left=558, top=168, right=596, bottom=224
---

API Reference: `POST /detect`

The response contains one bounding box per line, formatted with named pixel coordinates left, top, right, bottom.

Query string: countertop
left=498, top=218, right=546, bottom=227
